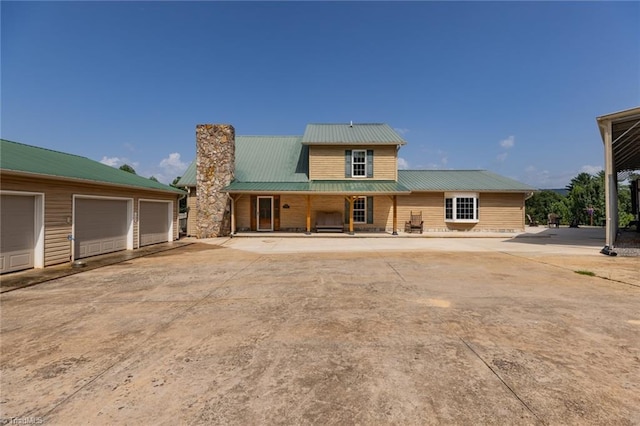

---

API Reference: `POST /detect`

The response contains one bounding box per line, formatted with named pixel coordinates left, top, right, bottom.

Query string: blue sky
left=2, top=1, right=639, bottom=187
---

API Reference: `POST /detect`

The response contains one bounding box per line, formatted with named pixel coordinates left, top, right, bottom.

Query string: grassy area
left=574, top=270, right=596, bottom=276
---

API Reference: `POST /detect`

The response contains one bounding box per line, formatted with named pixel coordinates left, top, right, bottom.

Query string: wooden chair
left=547, top=213, right=560, bottom=228
left=526, top=214, right=539, bottom=227
left=405, top=211, right=424, bottom=233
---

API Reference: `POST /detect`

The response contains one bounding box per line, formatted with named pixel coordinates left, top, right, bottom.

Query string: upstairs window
left=345, top=150, right=374, bottom=178
left=445, top=193, right=479, bottom=222
left=352, top=150, right=366, bottom=177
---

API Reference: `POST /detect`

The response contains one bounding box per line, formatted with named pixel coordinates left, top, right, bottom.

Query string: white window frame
left=353, top=196, right=366, bottom=223
left=352, top=149, right=366, bottom=178
left=444, top=192, right=479, bottom=223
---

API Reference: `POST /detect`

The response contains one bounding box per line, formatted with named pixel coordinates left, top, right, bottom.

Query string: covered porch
left=224, top=180, right=411, bottom=235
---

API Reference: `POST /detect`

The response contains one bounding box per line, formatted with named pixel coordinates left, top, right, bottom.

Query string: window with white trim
left=352, top=150, right=366, bottom=177
left=353, top=196, right=366, bottom=223
left=444, top=193, right=479, bottom=222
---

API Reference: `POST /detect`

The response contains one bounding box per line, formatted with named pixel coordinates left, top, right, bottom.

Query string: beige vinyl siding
left=393, top=193, right=444, bottom=231
left=1, top=173, right=180, bottom=267
left=186, top=189, right=197, bottom=236
left=389, top=192, right=525, bottom=232
left=477, top=193, right=525, bottom=231
left=279, top=194, right=307, bottom=230
left=308, top=145, right=397, bottom=180
left=235, top=196, right=251, bottom=230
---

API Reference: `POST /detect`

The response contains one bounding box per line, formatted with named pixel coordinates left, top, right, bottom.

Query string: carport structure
left=597, top=106, right=640, bottom=251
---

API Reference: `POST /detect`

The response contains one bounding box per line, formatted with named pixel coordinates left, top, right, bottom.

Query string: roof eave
left=1, top=169, right=186, bottom=196
left=301, top=141, right=406, bottom=146
left=596, top=106, right=640, bottom=141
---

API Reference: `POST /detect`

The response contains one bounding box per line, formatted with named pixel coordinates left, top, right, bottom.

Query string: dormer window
left=352, top=150, right=366, bottom=177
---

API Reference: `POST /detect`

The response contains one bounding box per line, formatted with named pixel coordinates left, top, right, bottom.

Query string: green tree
left=525, top=190, right=564, bottom=224
left=618, top=184, right=634, bottom=227
left=149, top=175, right=159, bottom=182
left=566, top=172, right=604, bottom=226
left=119, top=164, right=136, bottom=174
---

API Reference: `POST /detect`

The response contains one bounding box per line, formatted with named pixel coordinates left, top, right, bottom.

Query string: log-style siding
left=389, top=192, right=524, bottom=232
left=1, top=173, right=181, bottom=267
left=309, top=145, right=397, bottom=180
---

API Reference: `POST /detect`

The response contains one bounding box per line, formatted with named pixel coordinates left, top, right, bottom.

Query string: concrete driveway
left=1, top=232, right=639, bottom=425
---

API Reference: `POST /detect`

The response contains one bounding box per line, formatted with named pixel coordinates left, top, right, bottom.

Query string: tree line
left=525, top=171, right=638, bottom=227
left=119, top=163, right=187, bottom=213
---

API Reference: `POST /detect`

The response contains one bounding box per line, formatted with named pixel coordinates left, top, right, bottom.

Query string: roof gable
left=302, top=123, right=406, bottom=145
left=1, top=139, right=184, bottom=194
left=398, top=170, right=535, bottom=192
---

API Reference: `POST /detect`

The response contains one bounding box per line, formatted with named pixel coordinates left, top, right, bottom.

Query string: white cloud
left=499, top=135, right=515, bottom=149
left=497, top=152, right=508, bottom=163
left=579, top=165, right=603, bottom=175
left=100, top=156, right=139, bottom=170
left=437, top=150, right=448, bottom=165
left=394, top=127, right=409, bottom=135
left=100, top=156, right=121, bottom=167
left=159, top=152, right=187, bottom=173
left=397, top=157, right=409, bottom=169
left=148, top=152, right=190, bottom=184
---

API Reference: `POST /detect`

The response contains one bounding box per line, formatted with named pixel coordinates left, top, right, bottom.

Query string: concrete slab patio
left=1, top=230, right=639, bottom=425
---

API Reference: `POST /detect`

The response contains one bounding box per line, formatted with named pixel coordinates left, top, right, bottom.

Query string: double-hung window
left=353, top=196, right=366, bottom=223
left=444, top=193, right=479, bottom=222
left=352, top=150, right=366, bottom=178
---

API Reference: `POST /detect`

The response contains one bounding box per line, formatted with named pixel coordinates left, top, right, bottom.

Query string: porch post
left=306, top=195, right=311, bottom=235
left=230, top=195, right=236, bottom=235
left=392, top=195, right=398, bottom=235
left=603, top=120, right=616, bottom=249
left=349, top=196, right=355, bottom=235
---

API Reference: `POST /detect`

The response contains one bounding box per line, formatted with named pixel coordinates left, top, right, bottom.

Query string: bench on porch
left=315, top=211, right=344, bottom=233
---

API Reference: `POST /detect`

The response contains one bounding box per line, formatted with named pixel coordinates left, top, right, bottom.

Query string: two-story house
left=178, top=123, right=535, bottom=237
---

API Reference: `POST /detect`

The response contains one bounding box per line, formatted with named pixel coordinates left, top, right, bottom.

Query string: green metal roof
left=176, top=160, right=196, bottom=187
left=235, top=136, right=308, bottom=182
left=398, top=170, right=536, bottom=192
left=224, top=180, right=410, bottom=194
left=176, top=135, right=308, bottom=187
left=302, top=123, right=406, bottom=145
left=1, top=139, right=185, bottom=194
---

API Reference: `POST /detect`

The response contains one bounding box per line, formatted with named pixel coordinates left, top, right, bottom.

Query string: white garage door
left=1, top=194, right=35, bottom=273
left=75, top=198, right=129, bottom=259
left=140, top=201, right=170, bottom=246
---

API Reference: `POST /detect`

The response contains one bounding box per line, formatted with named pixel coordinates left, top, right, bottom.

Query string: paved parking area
left=1, top=231, right=639, bottom=425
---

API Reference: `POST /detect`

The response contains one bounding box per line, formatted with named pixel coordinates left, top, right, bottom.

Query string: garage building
left=0, top=139, right=185, bottom=274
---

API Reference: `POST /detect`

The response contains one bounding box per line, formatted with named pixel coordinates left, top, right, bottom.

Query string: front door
left=257, top=196, right=273, bottom=231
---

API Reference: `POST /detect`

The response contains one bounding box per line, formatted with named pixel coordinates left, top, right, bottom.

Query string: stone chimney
left=196, top=124, right=235, bottom=238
